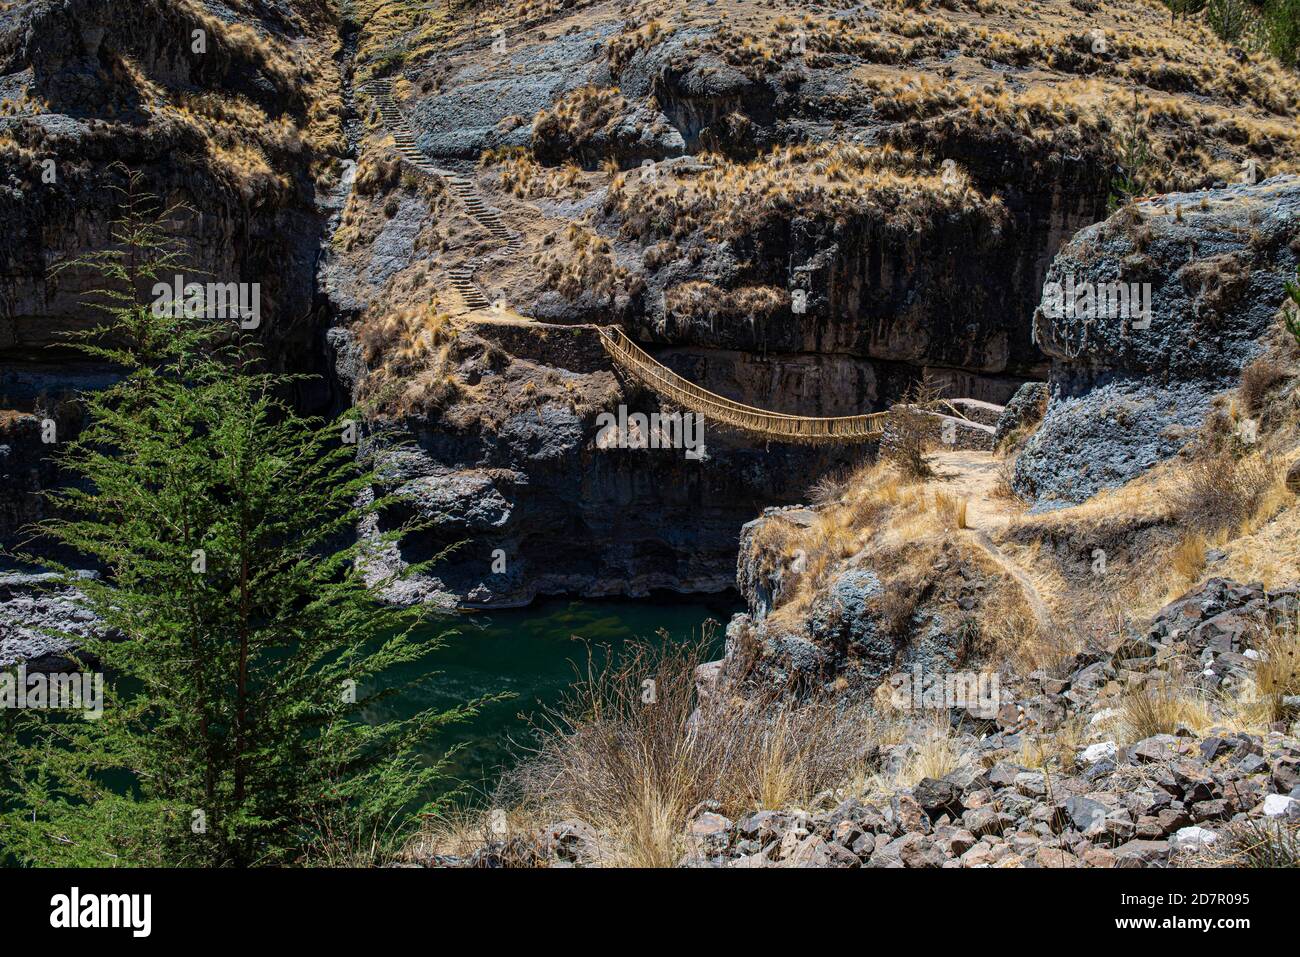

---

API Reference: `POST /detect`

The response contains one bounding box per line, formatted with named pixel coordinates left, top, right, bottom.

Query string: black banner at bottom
left=0, top=866, right=1280, bottom=943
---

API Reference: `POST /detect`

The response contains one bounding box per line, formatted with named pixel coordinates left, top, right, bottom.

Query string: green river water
left=359, top=594, right=739, bottom=804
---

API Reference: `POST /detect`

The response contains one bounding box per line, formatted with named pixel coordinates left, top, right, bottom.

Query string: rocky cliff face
left=339, top=322, right=870, bottom=607
left=1016, top=176, right=1300, bottom=505
left=328, top=0, right=1300, bottom=605
left=0, top=0, right=346, bottom=552
left=7, top=0, right=1300, bottom=616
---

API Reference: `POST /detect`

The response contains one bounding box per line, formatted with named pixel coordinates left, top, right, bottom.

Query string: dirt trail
left=931, top=450, right=1056, bottom=635
left=930, top=450, right=1012, bottom=533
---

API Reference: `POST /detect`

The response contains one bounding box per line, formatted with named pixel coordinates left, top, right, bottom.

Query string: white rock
left=1081, top=741, right=1118, bottom=764
left=1243, top=649, right=1262, bottom=661
left=1089, top=708, right=1120, bottom=726
left=1261, top=794, right=1300, bottom=821
left=1171, top=826, right=1220, bottom=852
left=776, top=826, right=808, bottom=860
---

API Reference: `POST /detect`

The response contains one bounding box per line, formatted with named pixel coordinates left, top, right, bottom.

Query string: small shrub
left=1239, top=355, right=1287, bottom=413
left=1177, top=453, right=1274, bottom=532
left=1261, top=0, right=1300, bottom=68
left=1162, top=0, right=1206, bottom=21
left=1191, top=820, right=1300, bottom=867
left=1108, top=95, right=1153, bottom=211
left=933, top=491, right=968, bottom=530
left=1116, top=676, right=1213, bottom=744
left=1206, top=0, right=1252, bottom=44
left=1254, top=621, right=1300, bottom=723
left=808, top=468, right=850, bottom=507
left=1285, top=265, right=1300, bottom=348
left=883, top=378, right=945, bottom=481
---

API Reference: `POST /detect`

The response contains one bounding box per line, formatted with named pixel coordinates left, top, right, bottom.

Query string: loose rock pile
left=433, top=578, right=1300, bottom=867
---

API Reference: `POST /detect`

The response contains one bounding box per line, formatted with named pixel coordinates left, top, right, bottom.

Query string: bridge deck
left=598, top=327, right=889, bottom=444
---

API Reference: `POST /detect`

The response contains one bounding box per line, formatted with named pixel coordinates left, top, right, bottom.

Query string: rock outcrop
left=0, top=0, right=346, bottom=552
left=1015, top=176, right=1300, bottom=505
left=0, top=570, right=103, bottom=668
left=730, top=506, right=997, bottom=693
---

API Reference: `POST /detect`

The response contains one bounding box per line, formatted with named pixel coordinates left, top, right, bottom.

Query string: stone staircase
left=363, top=78, right=521, bottom=313
left=442, top=175, right=521, bottom=252
left=448, top=265, right=491, bottom=311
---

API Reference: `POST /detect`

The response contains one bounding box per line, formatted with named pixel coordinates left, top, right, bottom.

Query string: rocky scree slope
left=429, top=578, right=1300, bottom=868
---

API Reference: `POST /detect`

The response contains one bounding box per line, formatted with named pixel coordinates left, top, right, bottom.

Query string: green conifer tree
left=0, top=170, right=489, bottom=867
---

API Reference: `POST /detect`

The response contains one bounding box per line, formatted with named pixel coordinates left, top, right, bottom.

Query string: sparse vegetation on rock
left=5, top=0, right=1300, bottom=875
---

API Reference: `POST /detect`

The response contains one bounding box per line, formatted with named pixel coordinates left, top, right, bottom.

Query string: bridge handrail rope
left=599, top=327, right=889, bottom=443
left=599, top=328, right=801, bottom=419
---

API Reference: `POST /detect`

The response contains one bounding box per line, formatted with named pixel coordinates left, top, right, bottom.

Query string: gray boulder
left=0, top=570, right=104, bottom=666
left=994, top=381, right=1048, bottom=447
left=1016, top=176, right=1300, bottom=505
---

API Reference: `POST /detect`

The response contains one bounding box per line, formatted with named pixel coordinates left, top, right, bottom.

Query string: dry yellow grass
left=1168, top=531, right=1210, bottom=595
left=1254, top=618, right=1300, bottom=723
left=1018, top=714, right=1089, bottom=773
left=933, top=491, right=969, bottom=531
left=749, top=456, right=1049, bottom=679
left=849, top=713, right=970, bottom=797
left=1110, top=676, right=1217, bottom=744
left=533, top=222, right=644, bottom=302
left=402, top=805, right=555, bottom=867
left=902, top=724, right=969, bottom=785
left=606, top=140, right=1004, bottom=246
left=356, top=300, right=465, bottom=415
left=976, top=565, right=1064, bottom=672
left=485, top=148, right=585, bottom=198
left=488, top=637, right=883, bottom=867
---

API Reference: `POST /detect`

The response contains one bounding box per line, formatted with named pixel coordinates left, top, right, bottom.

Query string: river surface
left=361, top=594, right=739, bottom=804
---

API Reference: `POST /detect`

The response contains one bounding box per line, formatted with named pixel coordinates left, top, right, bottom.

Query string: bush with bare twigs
left=881, top=378, right=945, bottom=480
left=1176, top=452, right=1274, bottom=532
left=1238, top=355, right=1288, bottom=414
left=1188, top=819, right=1300, bottom=868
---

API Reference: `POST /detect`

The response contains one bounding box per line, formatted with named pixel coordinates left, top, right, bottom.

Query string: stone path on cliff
left=931, top=449, right=1056, bottom=636
left=364, top=78, right=521, bottom=316
left=931, top=450, right=1009, bottom=532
